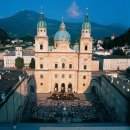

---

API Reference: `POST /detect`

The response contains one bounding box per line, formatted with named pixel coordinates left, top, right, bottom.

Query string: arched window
left=62, top=63, right=65, bottom=68
left=40, top=44, right=43, bottom=50
left=85, top=45, right=88, bottom=50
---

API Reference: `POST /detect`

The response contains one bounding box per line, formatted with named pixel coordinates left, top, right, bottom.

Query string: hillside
left=103, top=28, right=130, bottom=49
left=0, top=28, right=9, bottom=44
left=0, top=10, right=128, bottom=42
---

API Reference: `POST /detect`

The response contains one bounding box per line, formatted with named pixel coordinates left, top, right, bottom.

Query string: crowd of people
left=48, top=92, right=80, bottom=100
left=30, top=100, right=98, bottom=122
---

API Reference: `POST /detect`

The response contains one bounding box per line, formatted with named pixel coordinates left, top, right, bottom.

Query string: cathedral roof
left=54, top=20, right=71, bottom=41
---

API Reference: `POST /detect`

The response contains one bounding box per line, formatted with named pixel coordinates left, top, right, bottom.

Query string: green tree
left=113, top=49, right=125, bottom=56
left=29, top=58, right=35, bottom=69
left=126, top=68, right=130, bottom=74
left=15, top=57, right=24, bottom=69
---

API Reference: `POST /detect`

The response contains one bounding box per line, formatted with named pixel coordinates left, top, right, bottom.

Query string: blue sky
left=0, top=0, right=130, bottom=26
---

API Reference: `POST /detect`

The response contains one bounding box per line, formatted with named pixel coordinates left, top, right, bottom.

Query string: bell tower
left=35, top=6, right=48, bottom=53
left=78, top=8, right=92, bottom=93
left=80, top=8, right=92, bottom=53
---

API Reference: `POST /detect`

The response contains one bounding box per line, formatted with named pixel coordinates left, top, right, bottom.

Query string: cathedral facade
left=35, top=9, right=98, bottom=93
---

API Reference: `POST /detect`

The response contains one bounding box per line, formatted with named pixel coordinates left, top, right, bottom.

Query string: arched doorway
left=68, top=83, right=72, bottom=93
left=61, top=83, right=65, bottom=93
left=54, top=83, right=58, bottom=92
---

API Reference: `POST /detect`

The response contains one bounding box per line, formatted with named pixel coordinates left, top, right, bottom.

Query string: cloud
left=66, top=0, right=82, bottom=18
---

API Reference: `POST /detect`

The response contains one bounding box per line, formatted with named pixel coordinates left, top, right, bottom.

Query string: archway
left=54, top=83, right=58, bottom=92
left=68, top=83, right=72, bottom=93
left=61, top=83, right=65, bottom=93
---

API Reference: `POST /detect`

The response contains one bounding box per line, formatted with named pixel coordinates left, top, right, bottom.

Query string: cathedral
left=35, top=9, right=99, bottom=93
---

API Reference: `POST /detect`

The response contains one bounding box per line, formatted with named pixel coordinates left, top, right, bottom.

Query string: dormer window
left=40, top=44, right=43, bottom=50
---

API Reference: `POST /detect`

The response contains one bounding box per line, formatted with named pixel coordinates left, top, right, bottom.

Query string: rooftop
left=0, top=70, right=25, bottom=104
left=5, top=51, right=34, bottom=56
left=94, top=54, right=130, bottom=59
left=104, top=75, right=130, bottom=101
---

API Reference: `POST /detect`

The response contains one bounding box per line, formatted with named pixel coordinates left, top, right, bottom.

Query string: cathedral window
left=55, top=64, right=58, bottom=68
left=69, top=74, right=72, bottom=78
left=84, top=65, right=87, bottom=69
left=69, top=64, right=72, bottom=69
left=40, top=64, right=43, bottom=69
left=40, top=75, right=43, bottom=78
left=55, top=74, right=58, bottom=78
left=85, top=45, right=88, bottom=50
left=40, top=44, right=43, bottom=50
left=83, top=76, right=86, bottom=79
left=83, top=83, right=85, bottom=86
left=40, top=57, right=43, bottom=60
left=62, top=63, right=65, bottom=68
left=62, top=74, right=65, bottom=78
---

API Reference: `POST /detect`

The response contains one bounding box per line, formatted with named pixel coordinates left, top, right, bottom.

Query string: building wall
left=103, top=59, right=130, bottom=71
left=4, top=53, right=34, bottom=68
left=90, top=76, right=130, bottom=123
left=35, top=49, right=96, bottom=93
left=91, top=60, right=99, bottom=71
left=0, top=76, right=28, bottom=123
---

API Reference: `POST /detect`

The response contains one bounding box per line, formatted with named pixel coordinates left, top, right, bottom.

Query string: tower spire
left=85, top=8, right=88, bottom=22
left=60, top=17, right=66, bottom=31
left=40, top=5, right=43, bottom=14
left=40, top=5, right=44, bottom=21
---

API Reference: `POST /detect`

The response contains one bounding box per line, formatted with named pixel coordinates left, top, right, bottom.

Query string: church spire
left=82, top=8, right=91, bottom=30
left=84, top=8, right=88, bottom=22
left=40, top=5, right=44, bottom=21
left=60, top=17, right=66, bottom=31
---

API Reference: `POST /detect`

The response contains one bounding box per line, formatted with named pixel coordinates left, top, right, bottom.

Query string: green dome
left=37, top=20, right=47, bottom=28
left=82, top=22, right=91, bottom=30
left=37, top=12, right=47, bottom=28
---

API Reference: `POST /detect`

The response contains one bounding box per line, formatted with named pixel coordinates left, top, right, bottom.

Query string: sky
left=0, top=0, right=130, bottom=27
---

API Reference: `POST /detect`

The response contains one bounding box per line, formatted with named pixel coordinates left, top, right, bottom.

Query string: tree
left=113, top=49, right=125, bottom=56
left=15, top=57, right=24, bottom=69
left=29, top=58, right=35, bottom=69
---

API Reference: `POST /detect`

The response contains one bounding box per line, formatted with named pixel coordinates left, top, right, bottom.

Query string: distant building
left=11, top=39, right=23, bottom=44
left=4, top=46, right=35, bottom=68
left=111, top=32, right=115, bottom=40
left=95, top=54, right=130, bottom=71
